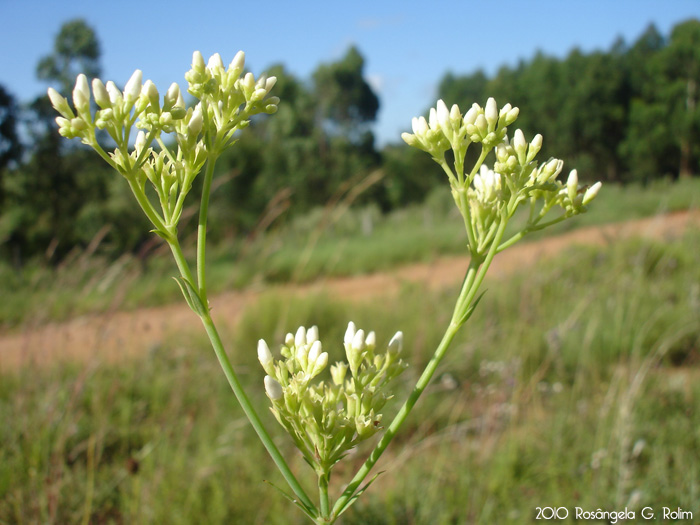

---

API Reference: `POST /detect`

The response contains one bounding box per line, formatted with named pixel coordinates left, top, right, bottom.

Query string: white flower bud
left=164, top=83, right=180, bottom=109
left=285, top=332, right=294, bottom=346
left=265, top=76, right=277, bottom=93
left=428, top=107, right=439, bottom=130
left=105, top=81, right=122, bottom=105
left=475, top=114, right=488, bottom=136
left=264, top=375, right=283, bottom=400
left=463, top=103, right=480, bottom=126
left=388, top=331, right=403, bottom=354
left=48, top=88, right=72, bottom=118
left=449, top=104, right=461, bottom=125
left=258, top=339, right=272, bottom=366
left=308, top=340, right=323, bottom=364
left=567, top=169, right=579, bottom=202
left=401, top=132, right=417, bottom=147
left=188, top=104, right=203, bottom=135
left=124, top=70, right=143, bottom=102
left=365, top=331, right=376, bottom=348
left=207, top=53, right=224, bottom=71
left=192, top=51, right=206, bottom=71
left=352, top=329, right=366, bottom=352
left=72, top=74, right=90, bottom=113
left=344, top=322, right=357, bottom=345
left=412, top=116, right=428, bottom=137
left=436, top=99, right=451, bottom=133
left=91, top=79, right=111, bottom=109
left=513, top=129, right=526, bottom=161
left=242, top=72, right=255, bottom=94
left=294, top=326, right=306, bottom=348
left=142, top=80, right=159, bottom=109
left=582, top=181, right=602, bottom=205
left=314, top=352, right=328, bottom=372
left=485, top=98, right=498, bottom=131
left=528, top=134, right=543, bottom=162
left=306, top=325, right=319, bottom=344
left=505, top=107, right=520, bottom=126
left=229, top=50, right=245, bottom=73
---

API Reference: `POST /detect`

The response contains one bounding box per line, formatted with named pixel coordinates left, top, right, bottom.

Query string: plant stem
left=332, top=214, right=509, bottom=519
left=167, top=234, right=315, bottom=515
left=196, top=155, right=217, bottom=299
left=199, top=312, right=316, bottom=513
left=318, top=471, right=330, bottom=521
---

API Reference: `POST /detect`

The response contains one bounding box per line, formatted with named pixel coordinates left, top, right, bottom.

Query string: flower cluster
left=401, top=98, right=601, bottom=255
left=258, top=323, right=407, bottom=472
left=47, top=51, right=279, bottom=230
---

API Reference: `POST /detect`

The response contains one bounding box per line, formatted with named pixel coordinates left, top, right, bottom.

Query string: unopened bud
left=140, top=80, right=158, bottom=109
left=352, top=329, right=366, bottom=352
left=567, top=170, right=579, bottom=202
left=308, top=340, right=323, bottom=364
left=188, top=104, right=203, bottom=135
left=344, top=322, right=357, bottom=345
left=436, top=99, right=451, bottom=133
left=207, top=53, right=224, bottom=71
left=294, top=326, right=306, bottom=348
left=258, top=339, right=273, bottom=366
left=72, top=74, right=90, bottom=113
left=464, top=103, right=480, bottom=126
left=91, top=79, right=111, bottom=109
left=388, top=331, right=403, bottom=354
left=192, top=51, right=206, bottom=71
left=582, top=181, right=602, bottom=205
left=264, top=375, right=283, bottom=400
left=485, top=98, right=498, bottom=131
left=106, top=81, right=122, bottom=105
left=48, top=88, right=73, bottom=118
left=229, top=50, right=245, bottom=73
left=124, top=70, right=143, bottom=102
left=528, top=134, right=543, bottom=162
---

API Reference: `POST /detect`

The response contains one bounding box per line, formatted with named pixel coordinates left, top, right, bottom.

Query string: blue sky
left=1, top=0, right=698, bottom=145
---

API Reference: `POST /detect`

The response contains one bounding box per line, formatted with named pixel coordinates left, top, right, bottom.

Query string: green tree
left=0, top=84, right=21, bottom=177
left=313, top=46, right=379, bottom=142
left=36, top=19, right=101, bottom=93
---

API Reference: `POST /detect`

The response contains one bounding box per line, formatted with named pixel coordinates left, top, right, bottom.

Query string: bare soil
left=2, top=210, right=698, bottom=371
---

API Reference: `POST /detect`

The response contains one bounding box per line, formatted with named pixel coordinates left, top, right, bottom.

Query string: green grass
left=2, top=228, right=699, bottom=523
left=0, top=177, right=698, bottom=329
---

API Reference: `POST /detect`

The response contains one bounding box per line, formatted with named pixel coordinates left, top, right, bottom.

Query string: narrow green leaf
left=172, top=276, right=208, bottom=316
left=335, top=471, right=384, bottom=518
left=263, top=479, right=319, bottom=521
left=457, top=290, right=487, bottom=326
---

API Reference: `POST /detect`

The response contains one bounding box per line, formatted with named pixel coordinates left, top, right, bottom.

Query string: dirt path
left=2, top=210, right=699, bottom=371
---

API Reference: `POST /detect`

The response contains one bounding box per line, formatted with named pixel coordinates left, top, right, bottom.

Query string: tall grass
left=2, top=228, right=698, bottom=523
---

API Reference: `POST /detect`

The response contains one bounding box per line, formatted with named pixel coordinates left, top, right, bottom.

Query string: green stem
left=318, top=471, right=330, bottom=521
left=166, top=234, right=315, bottom=515
left=496, top=214, right=567, bottom=253
left=198, top=313, right=316, bottom=513
left=125, top=177, right=168, bottom=236
left=196, top=155, right=217, bottom=299
left=332, top=213, right=509, bottom=519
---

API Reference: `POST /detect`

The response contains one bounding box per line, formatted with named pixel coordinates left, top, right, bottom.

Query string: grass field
left=0, top=176, right=699, bottom=330
left=2, top=220, right=699, bottom=523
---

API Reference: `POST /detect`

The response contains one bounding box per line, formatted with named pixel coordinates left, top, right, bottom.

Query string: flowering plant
left=49, top=51, right=600, bottom=524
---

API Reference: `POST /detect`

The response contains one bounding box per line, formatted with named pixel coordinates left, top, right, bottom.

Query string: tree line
left=0, top=18, right=698, bottom=265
